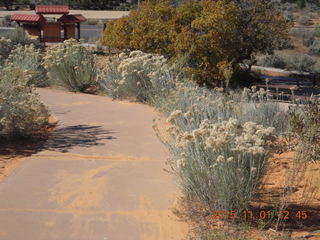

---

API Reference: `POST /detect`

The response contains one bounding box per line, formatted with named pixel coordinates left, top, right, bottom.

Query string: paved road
left=0, top=88, right=187, bottom=240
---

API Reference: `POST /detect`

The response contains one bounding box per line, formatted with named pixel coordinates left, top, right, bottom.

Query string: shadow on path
left=43, top=125, right=116, bottom=153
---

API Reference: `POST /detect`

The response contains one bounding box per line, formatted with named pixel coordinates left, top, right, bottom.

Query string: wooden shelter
left=11, top=5, right=86, bottom=43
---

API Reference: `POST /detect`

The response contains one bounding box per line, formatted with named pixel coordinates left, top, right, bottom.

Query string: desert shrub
left=0, top=15, right=14, bottom=27
left=277, top=39, right=294, bottom=50
left=311, top=60, right=320, bottom=74
left=314, top=26, right=320, bottom=37
left=286, top=54, right=316, bottom=72
left=309, top=39, right=320, bottom=55
left=297, top=15, right=311, bottom=25
left=0, top=66, right=49, bottom=141
left=239, top=101, right=289, bottom=132
left=5, top=44, right=47, bottom=87
left=158, top=82, right=289, bottom=133
left=43, top=39, right=97, bottom=92
left=102, top=0, right=289, bottom=86
left=307, top=2, right=320, bottom=10
left=283, top=11, right=294, bottom=22
left=303, top=36, right=315, bottom=47
left=0, top=37, right=13, bottom=66
left=155, top=83, right=287, bottom=213
left=256, top=53, right=315, bottom=72
left=0, top=28, right=43, bottom=66
left=99, top=50, right=175, bottom=102
left=289, top=28, right=313, bottom=38
left=296, top=0, right=306, bottom=8
left=289, top=99, right=320, bottom=161
left=3, top=28, right=42, bottom=49
left=164, top=116, right=275, bottom=212
left=280, top=2, right=298, bottom=11
left=256, top=54, right=287, bottom=69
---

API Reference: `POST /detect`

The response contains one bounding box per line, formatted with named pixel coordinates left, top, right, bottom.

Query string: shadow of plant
left=43, top=125, right=116, bottom=153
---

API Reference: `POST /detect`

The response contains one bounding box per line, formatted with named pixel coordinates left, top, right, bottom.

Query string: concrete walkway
left=0, top=88, right=187, bottom=240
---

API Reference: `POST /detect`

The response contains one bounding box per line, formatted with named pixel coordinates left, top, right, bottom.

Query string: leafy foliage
left=102, top=0, right=289, bottom=86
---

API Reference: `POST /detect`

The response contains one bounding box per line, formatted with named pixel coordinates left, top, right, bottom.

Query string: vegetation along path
left=0, top=88, right=187, bottom=240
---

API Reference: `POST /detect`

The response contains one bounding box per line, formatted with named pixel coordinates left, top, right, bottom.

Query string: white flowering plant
left=158, top=82, right=289, bottom=134
left=5, top=44, right=47, bottom=87
left=43, top=39, right=97, bottom=92
left=152, top=81, right=290, bottom=214
left=162, top=114, right=276, bottom=212
left=0, top=28, right=43, bottom=67
left=99, top=51, right=175, bottom=102
left=0, top=66, right=49, bottom=141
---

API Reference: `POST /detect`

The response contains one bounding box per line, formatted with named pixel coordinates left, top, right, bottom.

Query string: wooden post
left=77, top=23, right=80, bottom=40
left=63, top=23, right=67, bottom=41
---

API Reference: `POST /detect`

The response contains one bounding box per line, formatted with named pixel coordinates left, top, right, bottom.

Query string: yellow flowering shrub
left=101, top=0, right=289, bottom=86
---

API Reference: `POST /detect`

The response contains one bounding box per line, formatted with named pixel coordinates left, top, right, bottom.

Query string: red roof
left=36, top=5, right=69, bottom=14
left=58, top=14, right=87, bottom=23
left=11, top=14, right=46, bottom=23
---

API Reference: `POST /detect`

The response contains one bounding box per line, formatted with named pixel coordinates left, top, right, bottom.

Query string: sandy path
left=0, top=88, right=187, bottom=240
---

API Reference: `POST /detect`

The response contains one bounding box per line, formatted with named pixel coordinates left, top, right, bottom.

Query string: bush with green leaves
left=0, top=66, right=49, bottom=141
left=43, top=39, right=98, bottom=92
left=99, top=50, right=175, bottom=102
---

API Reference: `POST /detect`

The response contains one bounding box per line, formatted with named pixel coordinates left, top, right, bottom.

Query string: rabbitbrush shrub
left=6, top=44, right=47, bottom=87
left=43, top=39, right=97, bottom=92
left=0, top=66, right=49, bottom=141
left=155, top=83, right=285, bottom=213
left=99, top=51, right=175, bottom=102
